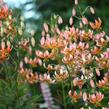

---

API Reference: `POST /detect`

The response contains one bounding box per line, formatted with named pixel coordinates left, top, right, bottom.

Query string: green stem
left=62, top=82, right=67, bottom=109
left=66, top=65, right=73, bottom=89
left=82, top=6, right=90, bottom=15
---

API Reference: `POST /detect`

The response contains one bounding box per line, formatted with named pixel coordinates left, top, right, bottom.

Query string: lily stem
left=62, top=82, right=67, bottom=109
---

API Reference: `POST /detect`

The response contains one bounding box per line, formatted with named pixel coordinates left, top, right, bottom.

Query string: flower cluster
left=0, top=0, right=109, bottom=108
left=16, top=0, right=109, bottom=108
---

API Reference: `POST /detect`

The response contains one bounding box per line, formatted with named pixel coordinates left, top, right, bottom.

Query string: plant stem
left=62, top=82, right=67, bottom=109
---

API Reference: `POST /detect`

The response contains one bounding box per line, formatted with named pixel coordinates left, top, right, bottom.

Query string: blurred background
left=4, top=0, right=109, bottom=35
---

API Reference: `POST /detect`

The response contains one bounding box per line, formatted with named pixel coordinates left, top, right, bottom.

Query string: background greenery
left=6, top=0, right=109, bottom=35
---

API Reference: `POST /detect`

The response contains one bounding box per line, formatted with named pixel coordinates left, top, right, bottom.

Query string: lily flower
left=0, top=4, right=9, bottom=19
left=69, top=90, right=82, bottom=102
left=54, top=69, right=69, bottom=82
left=0, top=41, right=12, bottom=63
left=88, top=92, right=104, bottom=106
left=96, top=77, right=108, bottom=88
left=90, top=18, right=102, bottom=30
left=39, top=73, right=54, bottom=84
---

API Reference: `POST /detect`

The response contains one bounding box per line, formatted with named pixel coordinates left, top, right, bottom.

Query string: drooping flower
left=35, top=50, right=55, bottom=59
left=54, top=69, right=69, bottom=82
left=69, top=90, right=82, bottom=102
left=26, top=72, right=38, bottom=84
left=0, top=4, right=9, bottom=19
left=91, top=46, right=101, bottom=55
left=24, top=57, right=42, bottom=67
left=0, top=41, right=12, bottom=63
left=90, top=18, right=102, bottom=30
left=73, top=78, right=84, bottom=89
left=88, top=92, right=104, bottom=106
left=96, top=77, right=108, bottom=88
left=39, top=73, right=54, bottom=84
left=44, top=64, right=54, bottom=72
left=19, top=68, right=39, bottom=84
